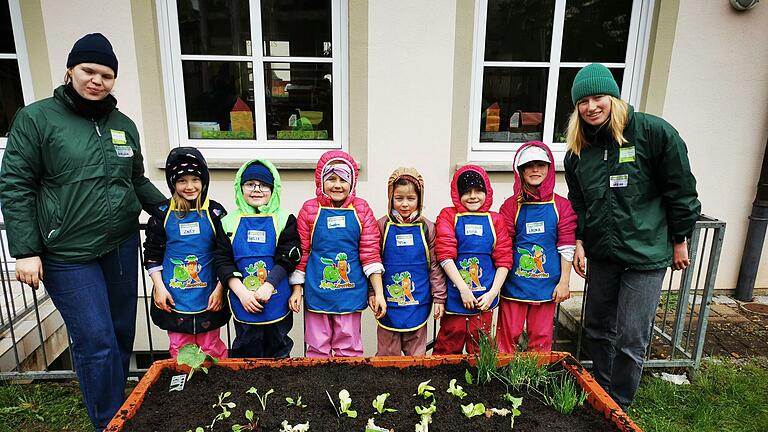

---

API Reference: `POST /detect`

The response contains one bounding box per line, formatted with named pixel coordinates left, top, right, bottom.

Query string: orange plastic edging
left=105, top=352, right=641, bottom=432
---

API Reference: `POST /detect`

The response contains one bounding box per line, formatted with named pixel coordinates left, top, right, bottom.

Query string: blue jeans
left=43, top=234, right=138, bottom=431
left=583, top=259, right=665, bottom=409
left=230, top=314, right=294, bottom=359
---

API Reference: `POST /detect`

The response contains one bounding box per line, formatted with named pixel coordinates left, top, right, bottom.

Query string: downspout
left=735, top=135, right=768, bottom=301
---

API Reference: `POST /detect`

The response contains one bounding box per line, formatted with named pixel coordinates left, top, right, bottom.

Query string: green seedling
left=365, top=418, right=391, bottom=432
left=464, top=369, right=474, bottom=385
left=460, top=402, right=486, bottom=418
left=372, top=393, right=397, bottom=414
left=286, top=394, right=307, bottom=408
left=473, top=330, right=498, bottom=385
left=413, top=380, right=435, bottom=399
left=186, top=428, right=204, bottom=432
left=231, top=410, right=258, bottom=431
left=246, top=387, right=274, bottom=411
left=279, top=420, right=310, bottom=432
left=414, top=402, right=436, bottom=432
left=210, top=391, right=236, bottom=430
left=500, top=394, right=523, bottom=428
left=338, top=389, right=358, bottom=418
left=177, top=343, right=219, bottom=381
left=545, top=374, right=588, bottom=415
left=446, top=379, right=467, bottom=400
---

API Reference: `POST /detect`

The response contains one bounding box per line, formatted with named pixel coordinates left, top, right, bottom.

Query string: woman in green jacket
left=563, top=63, right=701, bottom=410
left=0, top=33, right=165, bottom=430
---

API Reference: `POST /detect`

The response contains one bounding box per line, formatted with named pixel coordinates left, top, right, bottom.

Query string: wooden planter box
left=106, top=352, right=641, bottom=431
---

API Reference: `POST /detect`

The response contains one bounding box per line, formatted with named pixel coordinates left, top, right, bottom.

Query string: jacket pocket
left=37, top=186, right=62, bottom=243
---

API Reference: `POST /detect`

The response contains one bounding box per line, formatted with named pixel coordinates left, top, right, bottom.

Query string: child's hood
left=512, top=141, right=556, bottom=202
left=314, top=150, right=358, bottom=207
left=233, top=159, right=283, bottom=215
left=387, top=167, right=425, bottom=219
left=450, top=164, right=494, bottom=212
left=164, top=146, right=210, bottom=202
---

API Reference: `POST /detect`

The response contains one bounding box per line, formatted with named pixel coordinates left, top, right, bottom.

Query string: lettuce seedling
left=500, top=394, right=523, bottom=428
left=246, top=387, right=274, bottom=411
left=209, top=391, right=235, bottom=430
left=372, top=393, right=397, bottom=414
left=446, top=379, right=467, bottom=400
left=464, top=369, right=474, bottom=385
left=231, top=410, right=258, bottom=431
left=338, top=389, right=358, bottom=418
left=365, top=418, right=392, bottom=432
left=460, top=402, right=486, bottom=418
left=279, top=420, right=310, bottom=432
left=286, top=394, right=307, bottom=408
left=413, top=380, right=435, bottom=399
left=414, top=402, right=436, bottom=432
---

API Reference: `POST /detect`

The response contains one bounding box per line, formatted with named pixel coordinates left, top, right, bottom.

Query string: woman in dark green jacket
left=0, top=33, right=165, bottom=430
left=563, top=63, right=701, bottom=410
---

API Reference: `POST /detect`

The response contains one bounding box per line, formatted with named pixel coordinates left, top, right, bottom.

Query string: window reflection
left=261, top=0, right=332, bottom=57
left=0, top=60, right=23, bottom=137
left=264, top=62, right=332, bottom=140
left=552, top=67, right=624, bottom=142
left=484, top=0, right=555, bottom=62
left=561, top=0, right=633, bottom=63
left=178, top=0, right=251, bottom=56
left=480, top=67, right=548, bottom=143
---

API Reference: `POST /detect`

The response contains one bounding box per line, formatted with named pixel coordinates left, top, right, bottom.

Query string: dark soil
left=121, top=362, right=618, bottom=432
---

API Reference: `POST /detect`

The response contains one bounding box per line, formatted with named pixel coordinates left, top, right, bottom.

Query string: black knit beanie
left=457, top=170, right=486, bottom=196
left=67, top=33, right=118, bottom=77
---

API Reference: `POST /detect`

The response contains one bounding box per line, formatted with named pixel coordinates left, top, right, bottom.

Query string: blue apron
left=502, top=201, right=561, bottom=302
left=161, top=199, right=217, bottom=314
left=379, top=222, right=431, bottom=331
left=305, top=207, right=368, bottom=314
left=445, top=213, right=498, bottom=315
left=229, top=214, right=291, bottom=324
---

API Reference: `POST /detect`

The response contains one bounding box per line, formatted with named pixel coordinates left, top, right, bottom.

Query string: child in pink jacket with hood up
left=497, top=141, right=577, bottom=352
left=290, top=150, right=386, bottom=357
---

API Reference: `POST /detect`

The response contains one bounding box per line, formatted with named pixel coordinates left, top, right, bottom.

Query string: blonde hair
left=171, top=192, right=202, bottom=219
left=566, top=96, right=629, bottom=156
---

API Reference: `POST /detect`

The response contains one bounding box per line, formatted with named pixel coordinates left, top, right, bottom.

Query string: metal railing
left=0, top=216, right=725, bottom=380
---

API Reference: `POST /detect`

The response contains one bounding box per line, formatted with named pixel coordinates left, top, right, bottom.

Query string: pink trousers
left=432, top=311, right=493, bottom=355
left=496, top=299, right=556, bottom=353
left=168, top=329, right=229, bottom=359
left=376, top=325, right=428, bottom=356
left=304, top=311, right=363, bottom=357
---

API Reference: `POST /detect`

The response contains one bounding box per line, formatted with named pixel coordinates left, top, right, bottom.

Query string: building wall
left=16, top=0, right=768, bottom=356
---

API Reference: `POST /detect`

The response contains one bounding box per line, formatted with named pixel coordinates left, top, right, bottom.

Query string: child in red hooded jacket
left=497, top=141, right=577, bottom=352
left=289, top=150, right=386, bottom=357
left=433, top=165, right=513, bottom=354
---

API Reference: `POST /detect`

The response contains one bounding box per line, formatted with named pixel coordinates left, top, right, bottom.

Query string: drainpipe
left=735, top=135, right=768, bottom=301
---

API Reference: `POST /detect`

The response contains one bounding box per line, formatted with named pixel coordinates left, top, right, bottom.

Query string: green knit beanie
left=571, top=63, right=620, bottom=104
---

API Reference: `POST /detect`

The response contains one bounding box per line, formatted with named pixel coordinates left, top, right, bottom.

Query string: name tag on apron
left=327, top=215, right=346, bottom=229
left=526, top=221, right=545, bottom=234
left=396, top=234, right=414, bottom=246
left=465, top=224, right=483, bottom=236
left=619, top=146, right=636, bottom=163
left=609, top=174, right=629, bottom=188
left=247, top=230, right=266, bottom=243
left=114, top=145, right=133, bottom=157
left=179, top=222, right=200, bottom=236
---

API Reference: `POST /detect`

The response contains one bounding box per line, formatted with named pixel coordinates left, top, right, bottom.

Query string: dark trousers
left=43, top=234, right=138, bottom=431
left=583, top=259, right=665, bottom=409
left=229, top=314, right=294, bottom=359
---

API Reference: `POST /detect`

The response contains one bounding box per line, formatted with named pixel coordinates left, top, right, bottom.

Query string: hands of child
left=229, top=279, right=263, bottom=313
left=368, top=294, right=387, bottom=319
left=552, top=281, right=571, bottom=304
left=433, top=303, right=445, bottom=320
left=459, top=286, right=478, bottom=310
left=288, top=285, right=302, bottom=313
left=254, top=282, right=275, bottom=304
left=476, top=290, right=496, bottom=311
left=206, top=282, right=224, bottom=312
left=573, top=240, right=587, bottom=278
left=152, top=283, right=175, bottom=313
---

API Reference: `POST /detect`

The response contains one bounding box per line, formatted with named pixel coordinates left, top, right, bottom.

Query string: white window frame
left=156, top=0, right=348, bottom=161
left=0, top=0, right=35, bottom=149
left=467, top=0, right=654, bottom=167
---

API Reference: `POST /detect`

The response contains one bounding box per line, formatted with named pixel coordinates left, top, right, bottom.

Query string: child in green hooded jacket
left=221, top=160, right=301, bottom=358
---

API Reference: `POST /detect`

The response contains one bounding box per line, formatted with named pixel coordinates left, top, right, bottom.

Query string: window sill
left=154, top=158, right=319, bottom=170
left=458, top=158, right=565, bottom=172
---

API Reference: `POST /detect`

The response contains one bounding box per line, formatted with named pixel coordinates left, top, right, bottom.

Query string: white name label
left=327, top=215, right=346, bottom=229
left=609, top=174, right=629, bottom=188
left=464, top=224, right=484, bottom=236
left=114, top=145, right=133, bottom=157
left=395, top=234, right=414, bottom=247
left=179, top=222, right=200, bottom=236
left=169, top=374, right=186, bottom=392
left=526, top=221, right=545, bottom=234
left=247, top=230, right=266, bottom=243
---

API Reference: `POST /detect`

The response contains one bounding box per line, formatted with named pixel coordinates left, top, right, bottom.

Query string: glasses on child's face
left=243, top=181, right=268, bottom=193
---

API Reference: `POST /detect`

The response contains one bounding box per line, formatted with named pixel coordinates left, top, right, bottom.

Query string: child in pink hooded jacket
left=497, top=141, right=577, bottom=352
left=289, top=150, right=386, bottom=357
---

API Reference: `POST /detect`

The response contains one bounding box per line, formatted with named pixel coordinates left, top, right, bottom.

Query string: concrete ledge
left=155, top=159, right=319, bottom=170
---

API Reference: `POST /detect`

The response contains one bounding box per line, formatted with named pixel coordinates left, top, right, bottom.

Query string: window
left=468, top=0, right=653, bottom=164
left=157, top=0, right=347, bottom=161
left=0, top=0, right=33, bottom=147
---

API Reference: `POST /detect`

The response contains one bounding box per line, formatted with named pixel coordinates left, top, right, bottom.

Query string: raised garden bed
left=106, top=352, right=640, bottom=432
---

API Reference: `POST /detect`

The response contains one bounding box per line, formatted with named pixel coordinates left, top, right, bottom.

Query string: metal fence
left=0, top=216, right=725, bottom=381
